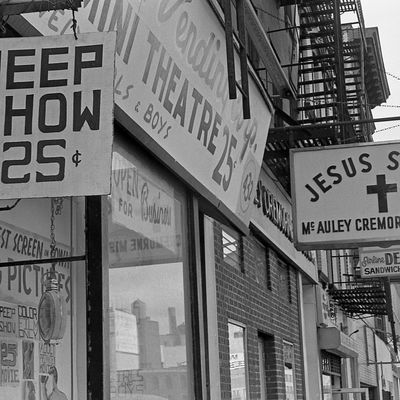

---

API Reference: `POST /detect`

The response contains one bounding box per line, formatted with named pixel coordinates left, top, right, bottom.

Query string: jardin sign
left=0, top=32, right=115, bottom=199
left=290, top=141, right=400, bottom=250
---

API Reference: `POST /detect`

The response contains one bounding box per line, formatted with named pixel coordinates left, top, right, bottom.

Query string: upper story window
left=254, top=238, right=272, bottom=289
left=277, top=256, right=293, bottom=303
left=222, top=225, right=243, bottom=271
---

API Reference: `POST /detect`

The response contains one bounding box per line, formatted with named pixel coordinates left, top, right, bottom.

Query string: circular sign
left=239, top=158, right=257, bottom=213
left=38, top=290, right=66, bottom=342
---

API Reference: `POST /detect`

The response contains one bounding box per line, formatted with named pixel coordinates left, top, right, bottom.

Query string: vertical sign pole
left=384, top=278, right=398, bottom=354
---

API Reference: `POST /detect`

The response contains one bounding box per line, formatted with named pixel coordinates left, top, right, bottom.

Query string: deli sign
left=359, top=246, right=400, bottom=279
left=0, top=32, right=115, bottom=199
left=290, top=141, right=400, bottom=250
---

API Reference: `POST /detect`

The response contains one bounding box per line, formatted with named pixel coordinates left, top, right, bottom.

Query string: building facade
left=0, top=1, right=396, bottom=400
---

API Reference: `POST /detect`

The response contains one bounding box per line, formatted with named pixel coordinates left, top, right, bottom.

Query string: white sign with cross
left=290, top=141, right=400, bottom=250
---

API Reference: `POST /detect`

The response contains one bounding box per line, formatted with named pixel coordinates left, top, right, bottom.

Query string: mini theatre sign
left=290, top=141, right=400, bottom=250
left=359, top=246, right=400, bottom=279
left=23, top=0, right=273, bottom=228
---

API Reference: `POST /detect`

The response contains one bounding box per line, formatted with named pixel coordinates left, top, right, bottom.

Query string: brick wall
left=214, top=221, right=304, bottom=400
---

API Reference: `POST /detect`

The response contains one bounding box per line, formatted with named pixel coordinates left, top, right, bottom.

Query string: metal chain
left=50, top=198, right=64, bottom=260
left=50, top=200, right=56, bottom=259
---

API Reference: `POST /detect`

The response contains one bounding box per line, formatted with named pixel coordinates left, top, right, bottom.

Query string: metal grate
left=328, top=280, right=388, bottom=317
left=321, top=350, right=341, bottom=375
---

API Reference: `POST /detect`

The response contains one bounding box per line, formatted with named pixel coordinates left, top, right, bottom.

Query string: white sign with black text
left=291, top=141, right=400, bottom=249
left=23, top=0, right=273, bottom=227
left=359, top=246, right=400, bottom=278
left=0, top=32, right=115, bottom=199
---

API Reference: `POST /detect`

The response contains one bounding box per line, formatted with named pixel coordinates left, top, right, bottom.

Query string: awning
left=318, top=326, right=358, bottom=358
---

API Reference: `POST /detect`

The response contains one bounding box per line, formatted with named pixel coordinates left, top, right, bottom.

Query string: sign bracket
left=0, top=254, right=86, bottom=267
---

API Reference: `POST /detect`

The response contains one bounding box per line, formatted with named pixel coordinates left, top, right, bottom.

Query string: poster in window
left=0, top=217, right=72, bottom=400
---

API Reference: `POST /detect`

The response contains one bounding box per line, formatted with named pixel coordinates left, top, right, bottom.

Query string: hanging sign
left=23, top=0, right=273, bottom=227
left=359, top=246, right=400, bottom=279
left=290, top=141, right=400, bottom=250
left=0, top=32, right=115, bottom=199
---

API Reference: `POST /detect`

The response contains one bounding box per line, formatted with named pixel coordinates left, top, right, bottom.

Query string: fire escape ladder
left=223, top=0, right=250, bottom=119
left=295, top=0, right=367, bottom=141
left=262, top=0, right=371, bottom=193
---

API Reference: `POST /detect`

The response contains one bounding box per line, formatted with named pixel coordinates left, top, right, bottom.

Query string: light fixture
left=38, top=198, right=67, bottom=343
left=38, top=269, right=67, bottom=342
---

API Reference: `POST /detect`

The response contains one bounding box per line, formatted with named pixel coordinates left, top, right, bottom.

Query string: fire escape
left=263, top=0, right=395, bottom=350
left=327, top=268, right=398, bottom=353
left=264, top=0, right=389, bottom=193
left=297, top=0, right=368, bottom=141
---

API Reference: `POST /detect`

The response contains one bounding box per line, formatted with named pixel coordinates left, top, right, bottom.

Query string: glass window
left=283, top=341, right=296, bottom=400
left=108, top=138, right=193, bottom=400
left=254, top=239, right=271, bottom=289
left=322, top=374, right=332, bottom=400
left=222, top=226, right=243, bottom=271
left=258, top=336, right=266, bottom=400
left=229, top=322, right=247, bottom=400
left=0, top=197, right=87, bottom=400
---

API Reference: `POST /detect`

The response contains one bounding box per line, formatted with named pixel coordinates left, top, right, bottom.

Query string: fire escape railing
left=296, top=0, right=369, bottom=142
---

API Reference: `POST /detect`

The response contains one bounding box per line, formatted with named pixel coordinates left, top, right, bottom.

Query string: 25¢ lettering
left=1, top=139, right=66, bottom=184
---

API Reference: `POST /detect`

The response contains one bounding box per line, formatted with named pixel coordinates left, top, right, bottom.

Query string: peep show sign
left=23, top=0, right=273, bottom=227
left=0, top=32, right=115, bottom=199
left=359, top=246, right=400, bottom=279
left=290, top=141, right=400, bottom=250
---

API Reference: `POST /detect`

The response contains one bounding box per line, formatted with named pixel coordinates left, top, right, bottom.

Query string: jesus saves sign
left=290, top=141, right=400, bottom=250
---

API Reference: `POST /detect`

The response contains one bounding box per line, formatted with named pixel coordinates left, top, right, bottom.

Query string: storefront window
left=108, top=137, right=192, bottom=400
left=322, top=374, right=333, bottom=400
left=0, top=197, right=87, bottom=400
left=229, top=322, right=247, bottom=400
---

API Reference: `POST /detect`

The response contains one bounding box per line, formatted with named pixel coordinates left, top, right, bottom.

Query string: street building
left=0, top=1, right=398, bottom=400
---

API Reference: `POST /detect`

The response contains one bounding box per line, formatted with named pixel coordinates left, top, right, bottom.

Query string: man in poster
left=40, top=367, right=68, bottom=400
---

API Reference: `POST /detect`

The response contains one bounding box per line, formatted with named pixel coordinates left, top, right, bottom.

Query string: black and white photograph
left=0, top=1, right=400, bottom=399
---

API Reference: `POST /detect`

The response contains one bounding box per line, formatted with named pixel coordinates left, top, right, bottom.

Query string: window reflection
left=108, top=145, right=190, bottom=400
left=284, top=341, right=296, bottom=400
left=229, top=323, right=247, bottom=400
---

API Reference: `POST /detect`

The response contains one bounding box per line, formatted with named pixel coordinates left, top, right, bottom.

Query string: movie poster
left=0, top=215, right=72, bottom=400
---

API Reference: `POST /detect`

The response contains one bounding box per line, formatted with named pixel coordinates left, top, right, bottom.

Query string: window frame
left=103, top=130, right=200, bottom=400
left=283, top=339, right=297, bottom=400
left=228, top=319, right=250, bottom=400
left=221, top=224, right=244, bottom=272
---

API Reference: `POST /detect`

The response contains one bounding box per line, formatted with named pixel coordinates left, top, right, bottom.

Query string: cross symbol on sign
left=366, top=174, right=397, bottom=213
